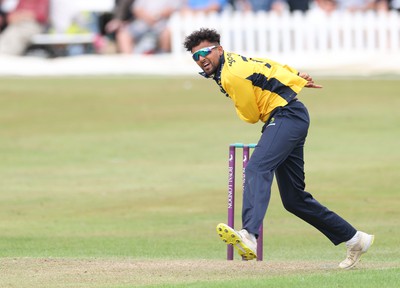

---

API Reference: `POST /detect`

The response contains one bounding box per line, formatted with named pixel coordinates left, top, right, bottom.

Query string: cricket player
left=183, top=28, right=374, bottom=269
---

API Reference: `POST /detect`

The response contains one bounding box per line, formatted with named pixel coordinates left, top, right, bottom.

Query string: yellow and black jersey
left=201, top=51, right=307, bottom=124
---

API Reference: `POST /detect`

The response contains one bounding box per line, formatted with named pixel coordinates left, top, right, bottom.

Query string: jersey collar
left=198, top=54, right=229, bottom=97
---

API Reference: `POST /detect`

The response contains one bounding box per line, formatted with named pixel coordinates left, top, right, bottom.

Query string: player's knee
left=281, top=196, right=300, bottom=214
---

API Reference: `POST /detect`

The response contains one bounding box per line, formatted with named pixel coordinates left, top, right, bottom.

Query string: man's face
left=191, top=41, right=223, bottom=76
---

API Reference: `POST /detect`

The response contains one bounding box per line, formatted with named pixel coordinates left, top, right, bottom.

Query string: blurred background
left=0, top=0, right=399, bottom=76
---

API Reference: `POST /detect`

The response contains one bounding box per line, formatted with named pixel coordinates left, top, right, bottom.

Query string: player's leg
left=242, top=100, right=310, bottom=237
left=275, top=139, right=357, bottom=244
left=275, top=135, right=374, bottom=269
left=217, top=102, right=304, bottom=260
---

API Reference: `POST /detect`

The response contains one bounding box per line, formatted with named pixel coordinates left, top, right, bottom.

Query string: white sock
left=346, top=231, right=360, bottom=246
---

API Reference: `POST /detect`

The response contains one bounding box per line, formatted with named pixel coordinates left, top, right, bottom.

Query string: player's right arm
left=221, top=53, right=261, bottom=124
left=228, top=74, right=261, bottom=124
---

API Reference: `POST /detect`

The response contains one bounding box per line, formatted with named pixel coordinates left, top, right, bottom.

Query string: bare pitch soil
left=1, top=258, right=396, bottom=287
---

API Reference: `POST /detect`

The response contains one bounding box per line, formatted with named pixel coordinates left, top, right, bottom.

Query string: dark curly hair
left=183, top=28, right=221, bottom=52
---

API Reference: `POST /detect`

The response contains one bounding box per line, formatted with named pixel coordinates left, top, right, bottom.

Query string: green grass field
left=0, top=76, right=399, bottom=287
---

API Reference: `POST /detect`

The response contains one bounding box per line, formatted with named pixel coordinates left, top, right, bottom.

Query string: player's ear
left=217, top=45, right=224, bottom=56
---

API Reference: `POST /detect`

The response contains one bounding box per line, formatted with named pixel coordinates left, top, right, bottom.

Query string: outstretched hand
left=299, top=72, right=323, bottom=88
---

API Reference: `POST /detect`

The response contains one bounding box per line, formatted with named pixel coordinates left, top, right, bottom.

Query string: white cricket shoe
left=339, top=231, right=374, bottom=269
left=216, top=223, right=257, bottom=260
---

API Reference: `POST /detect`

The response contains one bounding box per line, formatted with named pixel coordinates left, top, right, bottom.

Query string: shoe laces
left=346, top=243, right=362, bottom=260
left=346, top=249, right=358, bottom=261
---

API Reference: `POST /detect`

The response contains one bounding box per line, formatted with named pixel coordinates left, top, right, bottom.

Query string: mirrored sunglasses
left=192, top=45, right=217, bottom=61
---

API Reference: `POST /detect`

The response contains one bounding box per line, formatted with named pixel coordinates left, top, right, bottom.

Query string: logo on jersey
left=227, top=53, right=236, bottom=67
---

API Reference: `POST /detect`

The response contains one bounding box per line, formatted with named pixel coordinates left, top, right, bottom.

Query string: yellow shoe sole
left=216, top=223, right=257, bottom=260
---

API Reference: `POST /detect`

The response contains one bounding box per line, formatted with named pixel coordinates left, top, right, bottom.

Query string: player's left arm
left=251, top=57, right=322, bottom=89
left=298, top=72, right=323, bottom=89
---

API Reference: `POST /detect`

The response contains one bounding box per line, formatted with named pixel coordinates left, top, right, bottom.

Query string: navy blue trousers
left=242, top=100, right=357, bottom=245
